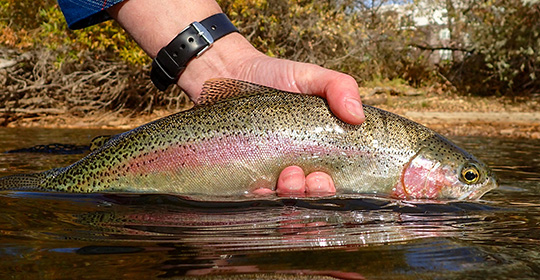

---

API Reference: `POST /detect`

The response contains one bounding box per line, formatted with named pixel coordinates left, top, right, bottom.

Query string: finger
left=276, top=166, right=306, bottom=196
left=235, top=56, right=365, bottom=125
left=324, top=74, right=366, bottom=125
left=293, top=64, right=365, bottom=125
left=305, top=172, right=336, bottom=196
left=251, top=187, right=275, bottom=196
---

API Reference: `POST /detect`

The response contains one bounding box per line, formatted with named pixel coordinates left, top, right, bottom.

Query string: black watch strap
left=150, top=13, right=239, bottom=91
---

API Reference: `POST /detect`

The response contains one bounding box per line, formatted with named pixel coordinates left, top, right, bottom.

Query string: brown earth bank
left=1, top=47, right=539, bottom=139
left=3, top=86, right=540, bottom=139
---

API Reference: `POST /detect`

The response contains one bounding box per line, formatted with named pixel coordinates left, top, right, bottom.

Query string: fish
left=0, top=79, right=497, bottom=200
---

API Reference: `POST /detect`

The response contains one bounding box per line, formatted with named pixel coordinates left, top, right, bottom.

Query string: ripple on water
left=0, top=131, right=539, bottom=279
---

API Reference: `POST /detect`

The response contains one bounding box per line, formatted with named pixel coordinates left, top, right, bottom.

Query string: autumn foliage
left=0, top=0, right=538, bottom=115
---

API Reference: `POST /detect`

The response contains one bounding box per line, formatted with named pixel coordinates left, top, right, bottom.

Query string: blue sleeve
left=57, top=0, right=125, bottom=29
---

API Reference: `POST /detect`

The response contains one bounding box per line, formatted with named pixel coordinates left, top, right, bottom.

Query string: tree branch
left=409, top=43, right=475, bottom=53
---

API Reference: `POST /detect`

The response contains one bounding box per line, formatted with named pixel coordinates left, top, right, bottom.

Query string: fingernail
left=345, top=97, right=365, bottom=120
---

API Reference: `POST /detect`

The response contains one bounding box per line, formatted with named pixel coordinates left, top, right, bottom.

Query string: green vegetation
left=0, top=0, right=147, bottom=65
left=435, top=0, right=540, bottom=95
left=0, top=0, right=538, bottom=116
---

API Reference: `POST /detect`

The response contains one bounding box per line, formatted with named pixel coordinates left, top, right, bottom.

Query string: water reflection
left=0, top=191, right=534, bottom=279
left=0, top=129, right=539, bottom=279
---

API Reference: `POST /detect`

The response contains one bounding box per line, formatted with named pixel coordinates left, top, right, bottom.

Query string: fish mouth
left=462, top=176, right=498, bottom=200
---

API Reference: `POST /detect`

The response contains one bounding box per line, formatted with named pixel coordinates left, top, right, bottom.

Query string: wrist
left=107, top=0, right=224, bottom=57
left=149, top=13, right=240, bottom=91
left=177, top=32, right=263, bottom=100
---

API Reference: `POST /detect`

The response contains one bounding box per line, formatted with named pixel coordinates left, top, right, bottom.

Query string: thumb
left=293, top=64, right=365, bottom=125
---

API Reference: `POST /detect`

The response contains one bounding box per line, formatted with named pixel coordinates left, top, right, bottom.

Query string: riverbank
left=3, top=85, right=539, bottom=139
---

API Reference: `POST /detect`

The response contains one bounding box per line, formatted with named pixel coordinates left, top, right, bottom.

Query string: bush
left=0, top=0, right=537, bottom=117
left=423, top=0, right=540, bottom=96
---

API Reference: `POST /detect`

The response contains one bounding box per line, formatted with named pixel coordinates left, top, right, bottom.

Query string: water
left=0, top=128, right=539, bottom=279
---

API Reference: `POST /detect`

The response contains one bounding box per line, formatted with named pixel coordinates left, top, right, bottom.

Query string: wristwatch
left=150, top=13, right=239, bottom=91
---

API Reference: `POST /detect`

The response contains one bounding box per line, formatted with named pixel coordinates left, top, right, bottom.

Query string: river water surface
left=0, top=128, right=539, bottom=279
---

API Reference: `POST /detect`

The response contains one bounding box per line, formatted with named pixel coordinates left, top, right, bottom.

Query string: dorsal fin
left=90, top=135, right=112, bottom=152
left=197, top=78, right=285, bottom=105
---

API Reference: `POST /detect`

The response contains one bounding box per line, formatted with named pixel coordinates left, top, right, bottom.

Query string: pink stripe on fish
left=122, top=134, right=334, bottom=175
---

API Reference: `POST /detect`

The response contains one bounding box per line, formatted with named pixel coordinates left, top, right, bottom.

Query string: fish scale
left=0, top=79, right=496, bottom=200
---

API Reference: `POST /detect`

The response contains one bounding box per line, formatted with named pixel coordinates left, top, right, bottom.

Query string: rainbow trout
left=0, top=79, right=497, bottom=200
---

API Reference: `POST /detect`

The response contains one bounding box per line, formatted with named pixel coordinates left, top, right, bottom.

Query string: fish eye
left=461, top=166, right=480, bottom=184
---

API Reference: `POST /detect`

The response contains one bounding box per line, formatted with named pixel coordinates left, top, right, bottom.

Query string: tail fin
left=0, top=168, right=61, bottom=191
